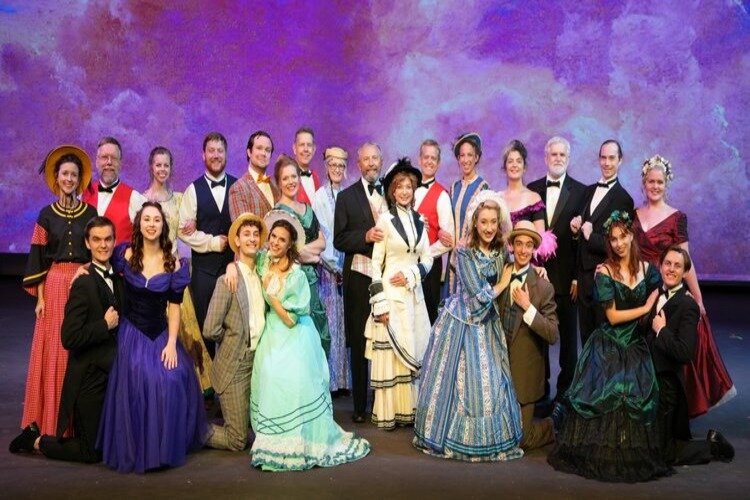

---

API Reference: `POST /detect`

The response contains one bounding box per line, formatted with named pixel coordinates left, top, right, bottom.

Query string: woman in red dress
left=20, top=146, right=96, bottom=436
left=633, top=155, right=735, bottom=418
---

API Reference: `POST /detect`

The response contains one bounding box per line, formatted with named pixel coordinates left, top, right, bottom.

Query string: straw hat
left=263, top=209, right=306, bottom=253
left=509, top=220, right=542, bottom=249
left=228, top=212, right=268, bottom=254
left=41, top=145, right=92, bottom=196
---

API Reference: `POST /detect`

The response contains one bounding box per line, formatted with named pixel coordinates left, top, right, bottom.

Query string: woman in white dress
left=365, top=158, right=433, bottom=430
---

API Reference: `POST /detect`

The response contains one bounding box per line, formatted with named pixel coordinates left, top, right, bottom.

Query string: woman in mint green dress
left=274, top=154, right=331, bottom=356
left=249, top=212, right=370, bottom=471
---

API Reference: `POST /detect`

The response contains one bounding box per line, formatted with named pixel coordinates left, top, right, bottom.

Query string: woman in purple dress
left=98, top=202, right=209, bottom=473
left=498, top=140, right=556, bottom=261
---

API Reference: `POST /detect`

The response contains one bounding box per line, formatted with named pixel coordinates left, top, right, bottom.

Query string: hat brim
left=44, top=145, right=92, bottom=196
left=509, top=229, right=542, bottom=249
left=228, top=213, right=268, bottom=255
left=452, top=133, right=482, bottom=159
left=463, top=191, right=512, bottom=241
left=263, top=209, right=306, bottom=253
left=382, top=163, right=422, bottom=200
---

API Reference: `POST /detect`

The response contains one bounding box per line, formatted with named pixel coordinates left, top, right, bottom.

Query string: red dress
left=634, top=210, right=736, bottom=418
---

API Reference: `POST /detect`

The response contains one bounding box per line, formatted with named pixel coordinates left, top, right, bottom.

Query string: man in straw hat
left=202, top=212, right=267, bottom=451
left=82, top=136, right=146, bottom=245
left=500, top=220, right=560, bottom=450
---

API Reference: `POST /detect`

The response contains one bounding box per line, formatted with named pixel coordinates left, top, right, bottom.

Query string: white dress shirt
left=178, top=172, right=228, bottom=253
left=656, top=283, right=683, bottom=313
left=589, top=176, right=618, bottom=214
left=237, top=261, right=265, bottom=351
left=545, top=173, right=565, bottom=226
left=248, top=167, right=275, bottom=207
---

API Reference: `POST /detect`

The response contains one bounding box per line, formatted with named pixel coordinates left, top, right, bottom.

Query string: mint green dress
left=249, top=256, right=370, bottom=471
left=276, top=202, right=331, bottom=357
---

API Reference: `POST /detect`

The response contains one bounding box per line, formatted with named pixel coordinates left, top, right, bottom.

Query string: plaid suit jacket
left=203, top=272, right=258, bottom=393
left=228, top=172, right=280, bottom=221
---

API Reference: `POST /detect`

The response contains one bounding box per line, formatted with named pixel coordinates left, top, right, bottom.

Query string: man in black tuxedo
left=528, top=136, right=586, bottom=401
left=648, top=245, right=733, bottom=465
left=333, top=142, right=386, bottom=423
left=10, top=216, right=124, bottom=462
left=570, top=139, right=634, bottom=345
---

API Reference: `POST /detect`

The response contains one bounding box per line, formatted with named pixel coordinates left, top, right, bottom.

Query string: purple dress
left=98, top=244, right=209, bottom=473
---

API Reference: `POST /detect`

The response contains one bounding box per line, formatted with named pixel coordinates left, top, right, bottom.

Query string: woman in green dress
left=548, top=210, right=673, bottom=482
left=273, top=155, right=330, bottom=356
left=249, top=211, right=370, bottom=471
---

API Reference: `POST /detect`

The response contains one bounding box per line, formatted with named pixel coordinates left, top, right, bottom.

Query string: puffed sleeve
left=456, top=247, right=496, bottom=318
left=22, top=208, right=52, bottom=296
left=111, top=243, right=129, bottom=274
left=280, top=266, right=311, bottom=325
left=529, top=200, right=546, bottom=222
left=594, top=272, right=615, bottom=303
left=168, top=258, right=191, bottom=304
left=675, top=211, right=689, bottom=244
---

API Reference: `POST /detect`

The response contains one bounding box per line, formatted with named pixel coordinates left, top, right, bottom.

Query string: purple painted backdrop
left=1, top=1, right=748, bottom=279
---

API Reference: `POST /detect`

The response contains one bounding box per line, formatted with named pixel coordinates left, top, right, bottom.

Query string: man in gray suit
left=203, top=213, right=268, bottom=451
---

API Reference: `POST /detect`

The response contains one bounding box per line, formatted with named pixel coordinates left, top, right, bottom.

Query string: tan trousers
left=520, top=402, right=554, bottom=451
left=206, top=348, right=254, bottom=451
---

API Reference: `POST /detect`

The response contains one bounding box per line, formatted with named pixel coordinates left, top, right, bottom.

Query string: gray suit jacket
left=203, top=271, right=260, bottom=393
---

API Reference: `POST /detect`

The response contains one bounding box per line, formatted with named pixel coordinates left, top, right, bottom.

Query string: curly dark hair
left=270, top=219, right=300, bottom=272
left=129, top=201, right=176, bottom=273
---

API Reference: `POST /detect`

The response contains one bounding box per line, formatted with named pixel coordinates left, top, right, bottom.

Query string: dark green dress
left=548, top=263, right=673, bottom=482
left=276, top=203, right=331, bottom=357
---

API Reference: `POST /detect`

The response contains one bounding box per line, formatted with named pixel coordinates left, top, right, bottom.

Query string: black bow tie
left=98, top=180, right=119, bottom=193
left=210, top=178, right=226, bottom=188
left=596, top=179, right=616, bottom=189
left=546, top=180, right=561, bottom=188
left=419, top=179, right=435, bottom=189
left=94, top=265, right=114, bottom=280
left=368, top=182, right=383, bottom=196
left=299, top=169, right=312, bottom=177
left=511, top=270, right=528, bottom=283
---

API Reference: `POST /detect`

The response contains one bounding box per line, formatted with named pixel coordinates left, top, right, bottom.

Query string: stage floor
left=1, top=277, right=747, bottom=499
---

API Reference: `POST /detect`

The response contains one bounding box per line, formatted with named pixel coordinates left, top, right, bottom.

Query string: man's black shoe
left=9, top=422, right=40, bottom=453
left=707, top=429, right=734, bottom=462
left=351, top=413, right=366, bottom=424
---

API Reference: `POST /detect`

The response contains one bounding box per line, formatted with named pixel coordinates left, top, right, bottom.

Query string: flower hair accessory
left=641, top=155, right=674, bottom=181
left=603, top=210, right=633, bottom=232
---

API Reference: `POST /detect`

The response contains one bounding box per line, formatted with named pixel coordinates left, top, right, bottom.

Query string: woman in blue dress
left=548, top=210, right=673, bottom=482
left=249, top=211, right=370, bottom=471
left=414, top=193, right=523, bottom=462
left=98, top=202, right=209, bottom=473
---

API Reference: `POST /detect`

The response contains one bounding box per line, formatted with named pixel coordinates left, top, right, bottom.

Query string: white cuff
left=522, top=304, right=537, bottom=326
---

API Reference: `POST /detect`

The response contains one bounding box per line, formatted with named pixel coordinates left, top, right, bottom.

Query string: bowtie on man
left=203, top=213, right=268, bottom=451
left=648, top=245, right=734, bottom=466
left=179, top=132, right=237, bottom=357
left=527, top=136, right=587, bottom=404
left=334, top=142, right=387, bottom=423
left=414, top=139, right=454, bottom=324
left=228, top=130, right=281, bottom=221
left=570, top=139, right=634, bottom=345
left=500, top=220, right=560, bottom=450
left=82, top=137, right=146, bottom=245
left=10, top=217, right=124, bottom=462
left=292, top=126, right=321, bottom=205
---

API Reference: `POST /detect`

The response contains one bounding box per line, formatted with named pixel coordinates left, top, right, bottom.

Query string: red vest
left=82, top=181, right=135, bottom=245
left=416, top=182, right=446, bottom=244
left=296, top=169, right=320, bottom=205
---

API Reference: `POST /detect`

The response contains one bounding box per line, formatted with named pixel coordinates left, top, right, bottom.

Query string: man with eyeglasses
left=82, top=137, right=146, bottom=245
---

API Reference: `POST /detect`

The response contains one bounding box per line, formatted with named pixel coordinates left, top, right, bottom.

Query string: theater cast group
left=9, top=128, right=735, bottom=482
